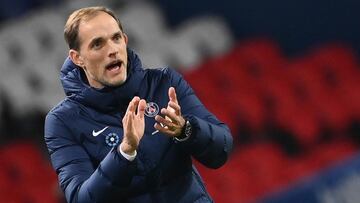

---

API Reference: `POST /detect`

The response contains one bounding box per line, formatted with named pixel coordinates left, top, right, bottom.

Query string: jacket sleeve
left=44, top=113, right=137, bottom=203
left=167, top=68, right=233, bottom=169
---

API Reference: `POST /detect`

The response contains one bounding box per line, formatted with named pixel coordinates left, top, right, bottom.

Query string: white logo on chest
left=92, top=126, right=109, bottom=137
left=145, top=102, right=159, bottom=117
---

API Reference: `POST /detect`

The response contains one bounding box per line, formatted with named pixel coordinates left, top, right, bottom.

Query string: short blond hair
left=64, top=6, right=123, bottom=50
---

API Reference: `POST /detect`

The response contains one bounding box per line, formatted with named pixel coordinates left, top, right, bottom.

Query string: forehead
left=78, top=12, right=120, bottom=44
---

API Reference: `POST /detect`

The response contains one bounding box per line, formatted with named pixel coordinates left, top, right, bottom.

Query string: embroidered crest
left=105, top=133, right=120, bottom=147
left=145, top=102, right=159, bottom=117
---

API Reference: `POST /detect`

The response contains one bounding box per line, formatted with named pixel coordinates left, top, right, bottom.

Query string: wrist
left=118, top=143, right=137, bottom=161
left=174, top=120, right=192, bottom=142
left=119, top=141, right=136, bottom=155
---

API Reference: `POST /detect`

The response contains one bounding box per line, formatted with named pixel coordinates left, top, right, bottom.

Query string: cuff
left=118, top=143, right=137, bottom=161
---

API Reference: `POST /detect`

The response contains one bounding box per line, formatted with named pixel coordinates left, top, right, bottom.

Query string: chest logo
left=92, top=126, right=109, bottom=137
left=145, top=102, right=159, bottom=117
left=105, top=133, right=120, bottom=147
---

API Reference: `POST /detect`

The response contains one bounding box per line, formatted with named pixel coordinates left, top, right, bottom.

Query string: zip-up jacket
left=44, top=49, right=233, bottom=203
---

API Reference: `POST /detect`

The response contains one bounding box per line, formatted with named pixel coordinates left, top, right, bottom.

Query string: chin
left=108, top=76, right=127, bottom=87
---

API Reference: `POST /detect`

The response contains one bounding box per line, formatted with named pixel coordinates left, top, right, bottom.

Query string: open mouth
left=105, top=60, right=123, bottom=71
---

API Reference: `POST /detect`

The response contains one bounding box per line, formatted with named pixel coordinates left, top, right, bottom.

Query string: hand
left=120, top=96, right=146, bottom=154
left=154, top=87, right=186, bottom=137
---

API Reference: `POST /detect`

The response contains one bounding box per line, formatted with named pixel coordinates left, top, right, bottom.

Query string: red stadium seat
left=0, top=141, right=59, bottom=203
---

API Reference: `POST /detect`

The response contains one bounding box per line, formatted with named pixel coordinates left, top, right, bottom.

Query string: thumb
left=168, top=87, right=178, bottom=104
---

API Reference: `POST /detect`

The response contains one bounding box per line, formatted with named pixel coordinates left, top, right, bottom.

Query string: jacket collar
left=60, top=49, right=145, bottom=113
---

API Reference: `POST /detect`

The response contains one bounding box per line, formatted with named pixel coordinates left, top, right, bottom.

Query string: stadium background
left=0, top=0, right=360, bottom=202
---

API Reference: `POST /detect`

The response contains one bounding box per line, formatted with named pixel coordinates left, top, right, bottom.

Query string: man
left=44, top=6, right=233, bottom=203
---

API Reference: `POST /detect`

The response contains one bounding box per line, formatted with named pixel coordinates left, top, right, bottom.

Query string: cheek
left=85, top=53, right=105, bottom=71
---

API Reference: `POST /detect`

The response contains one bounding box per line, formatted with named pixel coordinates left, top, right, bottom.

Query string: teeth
left=107, top=61, right=121, bottom=69
left=107, top=65, right=120, bottom=71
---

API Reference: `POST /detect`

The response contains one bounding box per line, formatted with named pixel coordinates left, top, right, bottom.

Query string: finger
left=168, top=87, right=178, bottom=104
left=137, top=99, right=146, bottom=119
left=125, top=113, right=134, bottom=135
left=155, top=115, right=175, bottom=129
left=125, top=100, right=133, bottom=114
left=132, top=97, right=140, bottom=113
left=168, top=101, right=181, bottom=115
left=161, top=108, right=179, bottom=124
left=127, top=96, right=140, bottom=113
left=154, top=123, right=176, bottom=136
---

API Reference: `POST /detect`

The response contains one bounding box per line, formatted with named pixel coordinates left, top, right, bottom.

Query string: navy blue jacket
left=44, top=49, right=233, bottom=203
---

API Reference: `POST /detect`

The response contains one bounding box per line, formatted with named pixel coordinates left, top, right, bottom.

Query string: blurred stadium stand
left=1, top=0, right=360, bottom=203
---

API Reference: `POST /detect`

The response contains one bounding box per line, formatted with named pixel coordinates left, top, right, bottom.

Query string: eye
left=91, top=39, right=103, bottom=49
left=113, top=33, right=122, bottom=42
left=93, top=42, right=100, bottom=48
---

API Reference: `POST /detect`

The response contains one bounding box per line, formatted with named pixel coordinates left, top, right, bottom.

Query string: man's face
left=71, top=12, right=128, bottom=88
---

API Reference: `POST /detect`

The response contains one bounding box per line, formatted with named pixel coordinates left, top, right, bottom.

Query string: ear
left=123, top=33, right=129, bottom=45
left=69, top=49, right=84, bottom=68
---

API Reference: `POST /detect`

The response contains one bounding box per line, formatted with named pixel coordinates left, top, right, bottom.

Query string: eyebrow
left=88, top=31, right=122, bottom=48
left=89, top=37, right=103, bottom=45
left=112, top=31, right=122, bottom=37
left=111, top=31, right=123, bottom=40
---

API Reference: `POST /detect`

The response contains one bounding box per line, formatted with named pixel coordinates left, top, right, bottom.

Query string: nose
left=108, top=41, right=118, bottom=58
